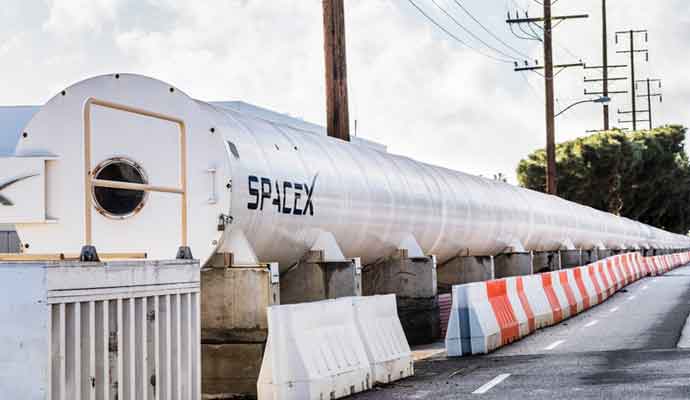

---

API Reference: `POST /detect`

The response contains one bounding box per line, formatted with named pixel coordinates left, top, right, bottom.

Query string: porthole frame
left=91, top=157, right=149, bottom=220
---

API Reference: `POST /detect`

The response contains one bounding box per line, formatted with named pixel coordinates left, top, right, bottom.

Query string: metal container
left=3, top=74, right=688, bottom=270
left=0, top=259, right=200, bottom=399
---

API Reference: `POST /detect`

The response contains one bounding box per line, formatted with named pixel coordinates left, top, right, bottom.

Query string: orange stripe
left=606, top=260, right=619, bottom=291
left=588, top=265, right=604, bottom=304
left=486, top=280, right=520, bottom=345
left=597, top=263, right=611, bottom=296
left=559, top=271, right=578, bottom=316
left=541, top=274, right=563, bottom=323
left=621, top=256, right=633, bottom=283
left=572, top=269, right=590, bottom=309
left=615, top=257, right=629, bottom=285
left=516, top=277, right=535, bottom=333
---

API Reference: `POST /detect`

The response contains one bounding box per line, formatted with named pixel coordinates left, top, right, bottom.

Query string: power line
left=406, top=0, right=515, bottom=64
left=430, top=0, right=520, bottom=61
left=615, top=29, right=649, bottom=130
left=450, top=0, right=531, bottom=60
left=508, top=0, right=582, bottom=62
left=507, top=1, right=588, bottom=196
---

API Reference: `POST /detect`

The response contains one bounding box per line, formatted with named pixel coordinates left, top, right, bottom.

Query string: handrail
left=83, top=98, right=188, bottom=248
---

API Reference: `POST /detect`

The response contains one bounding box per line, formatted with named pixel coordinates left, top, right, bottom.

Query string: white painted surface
left=0, top=74, right=685, bottom=269
left=677, top=314, right=690, bottom=349
left=472, top=373, right=511, bottom=394
left=0, top=259, right=200, bottom=400
left=544, top=340, right=565, bottom=350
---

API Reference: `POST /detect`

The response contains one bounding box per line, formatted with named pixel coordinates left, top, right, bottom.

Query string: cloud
left=0, top=0, right=687, bottom=182
left=43, top=0, right=120, bottom=35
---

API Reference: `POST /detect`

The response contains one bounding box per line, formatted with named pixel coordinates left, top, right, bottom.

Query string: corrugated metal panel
left=0, top=259, right=200, bottom=399
left=47, top=291, right=200, bottom=400
left=0, top=230, right=20, bottom=253
left=438, top=293, right=452, bottom=339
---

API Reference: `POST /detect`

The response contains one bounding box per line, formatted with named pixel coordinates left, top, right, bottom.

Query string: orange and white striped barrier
left=446, top=251, right=690, bottom=357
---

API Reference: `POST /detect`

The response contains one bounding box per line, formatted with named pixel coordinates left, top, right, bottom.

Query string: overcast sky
left=1, top=0, right=688, bottom=182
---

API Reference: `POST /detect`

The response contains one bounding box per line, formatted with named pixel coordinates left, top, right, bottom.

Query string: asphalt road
left=354, top=265, right=690, bottom=399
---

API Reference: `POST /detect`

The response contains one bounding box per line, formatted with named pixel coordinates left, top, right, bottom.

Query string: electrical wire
left=509, top=0, right=582, bottom=62
left=430, top=0, right=519, bottom=61
left=406, top=0, right=516, bottom=64
left=450, top=0, right=532, bottom=60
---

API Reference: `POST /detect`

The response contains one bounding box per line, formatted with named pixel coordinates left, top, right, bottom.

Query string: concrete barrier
left=551, top=271, right=575, bottom=320
left=521, top=274, right=554, bottom=329
left=445, top=251, right=690, bottom=358
left=585, top=263, right=604, bottom=304
left=571, top=268, right=591, bottom=311
left=445, top=282, right=502, bottom=356
left=352, top=295, right=414, bottom=385
left=257, top=298, right=372, bottom=400
left=507, top=277, right=535, bottom=337
left=257, top=295, right=413, bottom=400
left=540, top=272, right=565, bottom=324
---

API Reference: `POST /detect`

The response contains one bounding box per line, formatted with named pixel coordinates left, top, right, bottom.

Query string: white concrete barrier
left=352, top=295, right=414, bottom=385
left=549, top=271, right=575, bottom=320
left=521, top=274, right=554, bottom=329
left=257, top=298, right=371, bottom=400
left=258, top=295, right=413, bottom=400
left=445, top=282, right=500, bottom=356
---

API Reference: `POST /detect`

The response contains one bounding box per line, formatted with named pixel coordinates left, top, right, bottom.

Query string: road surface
left=354, top=265, right=690, bottom=399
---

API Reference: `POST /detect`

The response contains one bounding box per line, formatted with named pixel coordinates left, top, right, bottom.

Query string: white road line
left=627, top=295, right=636, bottom=301
left=584, top=320, right=599, bottom=328
left=544, top=340, right=565, bottom=350
left=610, top=306, right=619, bottom=312
left=642, top=285, right=649, bottom=290
left=472, top=373, right=511, bottom=394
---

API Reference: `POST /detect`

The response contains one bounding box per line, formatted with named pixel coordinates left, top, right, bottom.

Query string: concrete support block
left=202, top=343, right=264, bottom=397
left=201, top=253, right=280, bottom=398
left=559, top=249, right=583, bottom=269
left=582, top=249, right=596, bottom=264
left=494, top=252, right=532, bottom=278
left=437, top=255, right=494, bottom=291
left=362, top=249, right=439, bottom=345
left=280, top=250, right=362, bottom=304
left=598, top=249, right=613, bottom=259
left=532, top=251, right=561, bottom=273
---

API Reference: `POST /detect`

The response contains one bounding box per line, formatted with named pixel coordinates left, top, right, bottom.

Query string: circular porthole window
left=92, top=158, right=148, bottom=219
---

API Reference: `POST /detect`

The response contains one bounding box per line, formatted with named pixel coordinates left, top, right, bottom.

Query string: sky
left=0, top=0, right=688, bottom=183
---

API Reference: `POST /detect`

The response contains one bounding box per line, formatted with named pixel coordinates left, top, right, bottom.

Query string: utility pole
left=627, top=78, right=662, bottom=130
left=601, top=0, right=609, bottom=129
left=507, top=3, right=588, bottom=195
left=322, top=0, right=350, bottom=142
left=583, top=0, right=630, bottom=132
left=542, top=0, right=556, bottom=195
left=615, top=30, right=648, bottom=131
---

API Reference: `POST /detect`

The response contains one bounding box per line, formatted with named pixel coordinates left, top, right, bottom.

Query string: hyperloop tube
left=8, top=74, right=690, bottom=268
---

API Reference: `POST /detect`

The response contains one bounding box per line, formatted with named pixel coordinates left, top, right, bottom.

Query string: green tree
left=517, top=125, right=690, bottom=234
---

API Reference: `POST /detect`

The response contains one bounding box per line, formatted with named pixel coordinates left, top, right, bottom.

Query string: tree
left=517, top=125, right=690, bottom=234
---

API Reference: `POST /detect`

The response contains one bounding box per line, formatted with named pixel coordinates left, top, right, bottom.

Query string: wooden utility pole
left=507, top=3, right=587, bottom=195
left=543, top=0, right=556, bottom=195
left=616, top=30, right=648, bottom=131
left=601, top=0, right=610, bottom=130
left=322, top=0, right=350, bottom=142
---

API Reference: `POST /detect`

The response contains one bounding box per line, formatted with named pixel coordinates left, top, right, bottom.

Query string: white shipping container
left=0, top=259, right=200, bottom=400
